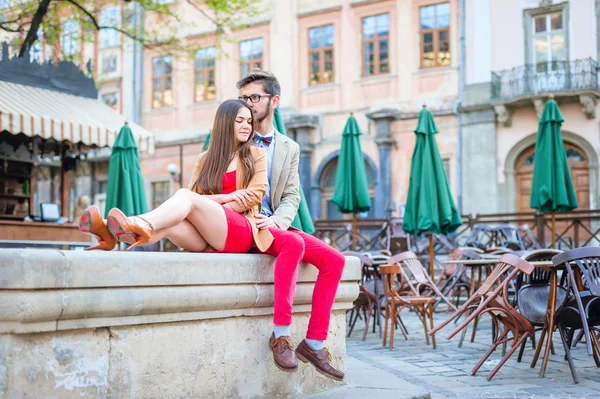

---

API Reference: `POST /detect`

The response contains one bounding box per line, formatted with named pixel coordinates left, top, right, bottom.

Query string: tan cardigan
left=187, top=146, right=274, bottom=252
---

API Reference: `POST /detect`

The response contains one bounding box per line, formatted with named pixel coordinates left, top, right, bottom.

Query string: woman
left=79, top=99, right=274, bottom=253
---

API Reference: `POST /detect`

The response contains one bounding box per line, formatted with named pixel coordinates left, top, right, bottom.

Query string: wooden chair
left=552, top=247, right=600, bottom=383
left=436, top=248, right=481, bottom=310
left=343, top=252, right=377, bottom=340
left=379, top=264, right=435, bottom=350
left=390, top=251, right=457, bottom=311
left=429, top=253, right=535, bottom=380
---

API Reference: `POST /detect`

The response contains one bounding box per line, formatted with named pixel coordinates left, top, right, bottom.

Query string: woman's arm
left=224, top=147, right=267, bottom=213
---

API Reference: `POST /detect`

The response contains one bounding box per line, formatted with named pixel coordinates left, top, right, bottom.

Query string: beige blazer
left=188, top=146, right=274, bottom=252
left=269, top=132, right=301, bottom=230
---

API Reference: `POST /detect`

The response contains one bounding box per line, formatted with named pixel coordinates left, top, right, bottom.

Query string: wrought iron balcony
left=491, top=58, right=599, bottom=101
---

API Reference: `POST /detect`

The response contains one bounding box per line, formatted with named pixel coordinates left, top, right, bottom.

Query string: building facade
left=141, top=0, right=461, bottom=220
left=463, top=0, right=600, bottom=216
left=3, top=0, right=597, bottom=222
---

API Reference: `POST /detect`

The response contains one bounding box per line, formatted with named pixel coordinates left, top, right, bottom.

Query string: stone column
left=462, top=82, right=499, bottom=214
left=286, top=114, right=318, bottom=210
left=366, top=109, right=400, bottom=218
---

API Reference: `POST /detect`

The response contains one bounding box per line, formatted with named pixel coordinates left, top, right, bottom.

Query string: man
left=237, top=70, right=345, bottom=381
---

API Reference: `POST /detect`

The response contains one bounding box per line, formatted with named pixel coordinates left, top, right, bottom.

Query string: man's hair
left=236, top=70, right=281, bottom=96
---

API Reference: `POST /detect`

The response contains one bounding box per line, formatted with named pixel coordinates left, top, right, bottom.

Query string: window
left=152, top=55, right=173, bottom=108
left=152, top=181, right=170, bottom=209
left=194, top=47, right=217, bottom=102
left=101, top=54, right=117, bottom=74
left=361, top=13, right=389, bottom=76
left=532, top=11, right=566, bottom=73
left=239, top=38, right=263, bottom=76
left=102, top=93, right=118, bottom=111
left=99, top=6, right=120, bottom=49
left=308, top=24, right=334, bottom=85
left=62, top=20, right=80, bottom=58
left=420, top=3, right=450, bottom=68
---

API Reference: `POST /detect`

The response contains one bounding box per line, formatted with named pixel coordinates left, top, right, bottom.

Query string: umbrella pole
left=352, top=213, right=357, bottom=250
left=429, top=233, right=435, bottom=278
left=551, top=212, right=556, bottom=248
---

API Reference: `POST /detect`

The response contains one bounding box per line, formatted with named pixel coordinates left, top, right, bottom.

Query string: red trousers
left=259, top=228, right=345, bottom=340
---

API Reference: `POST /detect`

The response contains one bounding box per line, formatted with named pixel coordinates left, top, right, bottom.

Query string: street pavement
left=304, top=309, right=600, bottom=399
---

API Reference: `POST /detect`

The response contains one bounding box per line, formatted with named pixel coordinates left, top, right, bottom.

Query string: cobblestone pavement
left=344, top=310, right=600, bottom=399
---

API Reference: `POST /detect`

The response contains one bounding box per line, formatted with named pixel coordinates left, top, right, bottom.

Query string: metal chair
left=552, top=247, right=600, bottom=383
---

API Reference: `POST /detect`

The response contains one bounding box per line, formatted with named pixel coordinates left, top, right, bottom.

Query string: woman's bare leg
left=130, top=189, right=229, bottom=251
left=147, top=220, right=209, bottom=252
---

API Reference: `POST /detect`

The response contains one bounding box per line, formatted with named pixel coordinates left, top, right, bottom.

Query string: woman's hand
left=224, top=189, right=254, bottom=208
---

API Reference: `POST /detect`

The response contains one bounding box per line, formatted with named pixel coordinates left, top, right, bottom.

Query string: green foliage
left=0, top=0, right=260, bottom=60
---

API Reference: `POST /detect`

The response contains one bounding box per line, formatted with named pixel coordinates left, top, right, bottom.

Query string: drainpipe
left=131, top=2, right=144, bottom=124
left=455, top=0, right=466, bottom=214
left=131, top=3, right=137, bottom=123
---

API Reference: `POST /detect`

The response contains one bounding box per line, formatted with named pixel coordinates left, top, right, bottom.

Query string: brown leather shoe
left=269, top=333, right=298, bottom=372
left=295, top=340, right=344, bottom=381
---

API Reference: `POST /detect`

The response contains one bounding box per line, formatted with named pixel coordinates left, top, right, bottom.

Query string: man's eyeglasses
left=238, top=94, right=272, bottom=103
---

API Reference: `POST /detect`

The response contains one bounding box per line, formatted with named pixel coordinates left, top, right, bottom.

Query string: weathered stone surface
left=0, top=250, right=360, bottom=398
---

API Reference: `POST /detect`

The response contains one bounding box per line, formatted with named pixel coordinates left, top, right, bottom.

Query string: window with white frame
left=531, top=11, right=566, bottom=73
left=99, top=6, right=120, bottom=49
left=62, top=20, right=80, bottom=57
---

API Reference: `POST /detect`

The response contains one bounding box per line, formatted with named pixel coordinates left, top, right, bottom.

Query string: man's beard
left=256, top=99, right=273, bottom=124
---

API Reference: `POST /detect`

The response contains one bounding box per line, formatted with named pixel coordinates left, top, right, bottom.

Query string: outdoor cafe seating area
left=343, top=236, right=600, bottom=384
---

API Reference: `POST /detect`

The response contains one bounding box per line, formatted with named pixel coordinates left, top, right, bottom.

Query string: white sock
left=305, top=338, right=324, bottom=351
left=273, top=325, right=291, bottom=338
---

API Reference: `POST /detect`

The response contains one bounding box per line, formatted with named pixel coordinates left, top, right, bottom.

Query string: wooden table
left=0, top=220, right=90, bottom=249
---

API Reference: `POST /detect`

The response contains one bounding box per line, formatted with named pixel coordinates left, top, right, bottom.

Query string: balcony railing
left=491, top=58, right=599, bottom=100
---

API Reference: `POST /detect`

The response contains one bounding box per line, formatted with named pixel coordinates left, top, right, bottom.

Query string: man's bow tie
left=253, top=135, right=273, bottom=146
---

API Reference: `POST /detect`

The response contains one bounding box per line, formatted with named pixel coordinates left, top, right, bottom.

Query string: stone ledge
left=0, top=249, right=360, bottom=398
left=0, top=249, right=359, bottom=288
left=0, top=250, right=360, bottom=334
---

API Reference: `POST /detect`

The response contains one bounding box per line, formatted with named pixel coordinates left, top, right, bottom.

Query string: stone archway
left=515, top=142, right=590, bottom=212
left=504, top=131, right=598, bottom=212
left=311, top=151, right=378, bottom=220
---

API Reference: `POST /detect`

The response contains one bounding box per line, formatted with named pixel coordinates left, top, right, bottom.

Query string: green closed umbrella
left=104, top=124, right=148, bottom=218
left=331, top=114, right=371, bottom=249
left=274, top=107, right=315, bottom=234
left=203, top=132, right=211, bottom=151
left=530, top=99, right=578, bottom=247
left=403, top=106, right=461, bottom=276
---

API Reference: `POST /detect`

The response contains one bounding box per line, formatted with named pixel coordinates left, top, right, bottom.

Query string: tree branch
left=186, top=0, right=221, bottom=30
left=64, top=0, right=154, bottom=45
left=18, top=0, right=51, bottom=57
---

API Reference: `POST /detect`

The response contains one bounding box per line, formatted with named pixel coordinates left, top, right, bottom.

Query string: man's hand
left=255, top=213, right=279, bottom=230
left=225, top=189, right=253, bottom=207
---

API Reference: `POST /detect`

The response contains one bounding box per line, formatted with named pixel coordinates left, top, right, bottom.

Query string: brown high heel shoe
left=79, top=205, right=117, bottom=251
left=106, top=208, right=155, bottom=251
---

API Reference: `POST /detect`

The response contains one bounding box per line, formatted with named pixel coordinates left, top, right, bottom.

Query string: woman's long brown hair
left=191, top=100, right=256, bottom=194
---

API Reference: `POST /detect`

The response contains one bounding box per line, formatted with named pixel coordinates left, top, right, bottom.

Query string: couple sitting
left=79, top=71, right=345, bottom=381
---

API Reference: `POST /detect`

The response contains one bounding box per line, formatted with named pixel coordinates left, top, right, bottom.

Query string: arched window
left=319, top=157, right=377, bottom=219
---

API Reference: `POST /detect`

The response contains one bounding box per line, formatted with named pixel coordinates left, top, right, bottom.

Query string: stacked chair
left=429, top=253, right=536, bottom=380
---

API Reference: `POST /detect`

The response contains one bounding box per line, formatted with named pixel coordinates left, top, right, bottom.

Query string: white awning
left=0, top=81, right=155, bottom=154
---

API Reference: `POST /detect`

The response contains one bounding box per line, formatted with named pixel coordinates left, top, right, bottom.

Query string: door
left=516, top=142, right=590, bottom=244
